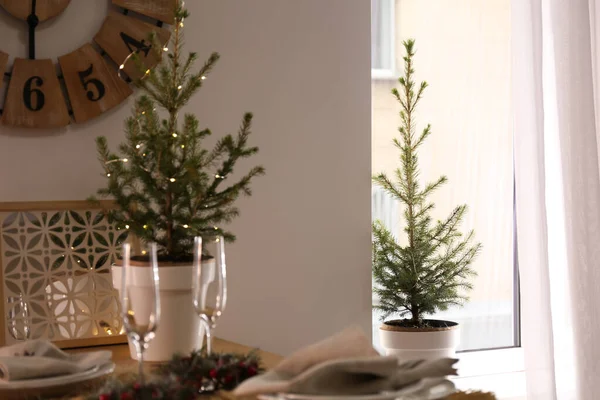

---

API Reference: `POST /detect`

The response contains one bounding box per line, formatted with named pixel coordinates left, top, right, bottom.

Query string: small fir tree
left=93, top=4, right=265, bottom=261
left=372, top=40, right=481, bottom=327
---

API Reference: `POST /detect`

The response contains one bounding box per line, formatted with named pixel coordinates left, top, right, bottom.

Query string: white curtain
left=514, top=0, right=600, bottom=399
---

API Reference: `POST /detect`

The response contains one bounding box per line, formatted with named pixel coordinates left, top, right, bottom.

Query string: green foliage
left=92, top=4, right=265, bottom=260
left=372, top=40, right=481, bottom=327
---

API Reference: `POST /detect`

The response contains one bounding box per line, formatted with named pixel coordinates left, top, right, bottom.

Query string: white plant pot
left=112, top=260, right=215, bottom=362
left=379, top=320, right=460, bottom=361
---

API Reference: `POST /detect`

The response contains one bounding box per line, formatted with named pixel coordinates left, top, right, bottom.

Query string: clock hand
left=27, top=0, right=38, bottom=59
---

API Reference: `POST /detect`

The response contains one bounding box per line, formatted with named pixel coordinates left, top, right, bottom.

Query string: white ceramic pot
left=379, top=320, right=460, bottom=361
left=112, top=260, right=215, bottom=362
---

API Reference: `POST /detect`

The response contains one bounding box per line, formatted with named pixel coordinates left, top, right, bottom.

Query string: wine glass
left=7, top=295, right=30, bottom=341
left=120, top=243, right=161, bottom=385
left=192, top=236, right=227, bottom=355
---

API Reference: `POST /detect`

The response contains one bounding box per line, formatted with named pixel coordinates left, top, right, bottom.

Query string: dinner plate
left=0, top=361, right=115, bottom=391
left=257, top=382, right=455, bottom=400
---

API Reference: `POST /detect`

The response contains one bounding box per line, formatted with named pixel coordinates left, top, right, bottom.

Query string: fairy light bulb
left=201, top=76, right=206, bottom=80
left=172, top=133, right=178, bottom=138
left=163, top=47, right=169, bottom=52
left=170, top=178, right=176, bottom=183
left=177, top=85, right=183, bottom=90
left=183, top=224, right=189, bottom=229
left=106, top=173, right=111, bottom=177
left=119, top=64, right=125, bottom=70
left=143, top=225, right=148, bottom=229
left=123, top=158, right=128, bottom=163
left=181, top=144, right=185, bottom=149
left=136, top=144, right=141, bottom=149
left=125, top=225, right=130, bottom=229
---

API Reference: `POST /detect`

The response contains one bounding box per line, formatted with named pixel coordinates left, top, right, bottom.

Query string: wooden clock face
left=0, top=0, right=175, bottom=129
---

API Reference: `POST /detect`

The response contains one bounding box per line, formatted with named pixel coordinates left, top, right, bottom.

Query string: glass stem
left=206, top=324, right=213, bottom=355
left=134, top=340, right=145, bottom=386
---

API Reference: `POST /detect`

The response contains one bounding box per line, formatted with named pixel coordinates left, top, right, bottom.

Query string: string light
left=105, top=158, right=129, bottom=165
left=143, top=225, right=148, bottom=229
left=177, top=85, right=183, bottom=90
left=169, top=178, right=176, bottom=182
left=215, top=174, right=225, bottom=179
left=125, top=225, right=130, bottom=229
left=136, top=144, right=141, bottom=149
left=163, top=47, right=169, bottom=52
left=172, top=133, right=178, bottom=138
left=201, top=76, right=206, bottom=80
left=145, top=69, right=151, bottom=75
left=181, top=145, right=185, bottom=149
left=183, top=224, right=189, bottom=229
left=119, top=64, right=125, bottom=70
left=141, top=250, right=147, bottom=255
left=214, top=226, right=219, bottom=230
left=106, top=173, right=111, bottom=177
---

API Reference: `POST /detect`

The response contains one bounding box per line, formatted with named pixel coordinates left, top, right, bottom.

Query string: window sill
left=452, top=371, right=526, bottom=400
left=371, top=69, right=397, bottom=80
left=454, top=347, right=525, bottom=399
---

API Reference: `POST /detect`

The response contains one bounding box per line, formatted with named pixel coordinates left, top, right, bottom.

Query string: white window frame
left=371, top=0, right=396, bottom=80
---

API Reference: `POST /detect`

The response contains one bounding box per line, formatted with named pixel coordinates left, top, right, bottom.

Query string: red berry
left=238, top=361, right=246, bottom=368
left=209, top=369, right=218, bottom=379
left=99, top=395, right=111, bottom=400
left=247, top=366, right=258, bottom=376
left=120, top=393, right=133, bottom=400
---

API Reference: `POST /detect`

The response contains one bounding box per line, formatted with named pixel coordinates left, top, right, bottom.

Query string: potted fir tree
left=372, top=40, right=481, bottom=360
left=92, top=5, right=264, bottom=361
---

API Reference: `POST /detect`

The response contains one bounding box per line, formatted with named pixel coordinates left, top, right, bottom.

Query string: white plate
left=257, top=379, right=455, bottom=400
left=0, top=362, right=115, bottom=390
left=258, top=388, right=453, bottom=400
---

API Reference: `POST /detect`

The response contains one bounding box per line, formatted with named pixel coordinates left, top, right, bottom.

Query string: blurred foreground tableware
left=0, top=340, right=114, bottom=400
left=235, top=326, right=457, bottom=399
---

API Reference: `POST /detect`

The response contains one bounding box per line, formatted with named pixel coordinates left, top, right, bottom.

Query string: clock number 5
left=78, top=64, right=106, bottom=102
left=23, top=76, right=45, bottom=112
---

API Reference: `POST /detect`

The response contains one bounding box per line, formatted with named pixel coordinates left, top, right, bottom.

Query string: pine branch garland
left=372, top=40, right=482, bottom=327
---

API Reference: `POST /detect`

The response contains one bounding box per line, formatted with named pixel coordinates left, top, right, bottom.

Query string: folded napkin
left=234, top=326, right=458, bottom=397
left=0, top=340, right=112, bottom=382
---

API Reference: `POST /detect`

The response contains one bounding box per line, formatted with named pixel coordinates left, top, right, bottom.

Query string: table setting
left=0, top=238, right=496, bottom=400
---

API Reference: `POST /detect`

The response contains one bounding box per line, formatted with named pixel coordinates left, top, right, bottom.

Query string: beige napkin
left=0, top=340, right=112, bottom=382
left=234, top=326, right=458, bottom=397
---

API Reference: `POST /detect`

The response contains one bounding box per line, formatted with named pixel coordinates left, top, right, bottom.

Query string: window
left=371, top=0, right=395, bottom=79
left=371, top=0, right=516, bottom=353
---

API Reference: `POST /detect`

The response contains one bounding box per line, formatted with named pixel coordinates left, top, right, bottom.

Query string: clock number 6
left=78, top=64, right=106, bottom=102
left=23, top=76, right=45, bottom=112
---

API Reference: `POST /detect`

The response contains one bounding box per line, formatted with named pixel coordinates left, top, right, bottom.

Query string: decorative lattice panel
left=0, top=208, right=128, bottom=346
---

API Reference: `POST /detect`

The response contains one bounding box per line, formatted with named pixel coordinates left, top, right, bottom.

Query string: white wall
left=0, top=0, right=372, bottom=355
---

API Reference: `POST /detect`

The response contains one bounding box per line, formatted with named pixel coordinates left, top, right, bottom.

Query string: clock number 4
left=23, top=76, right=45, bottom=112
left=78, top=64, right=106, bottom=102
left=120, top=32, right=151, bottom=57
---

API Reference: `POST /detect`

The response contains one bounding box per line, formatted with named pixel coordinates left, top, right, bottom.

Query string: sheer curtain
left=514, top=0, right=600, bottom=399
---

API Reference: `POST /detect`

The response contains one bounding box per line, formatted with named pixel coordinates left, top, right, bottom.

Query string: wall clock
left=0, top=0, right=174, bottom=129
